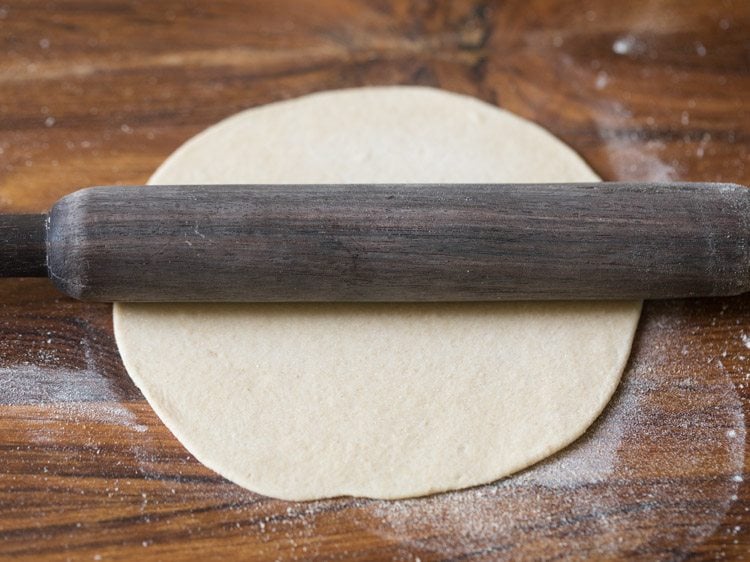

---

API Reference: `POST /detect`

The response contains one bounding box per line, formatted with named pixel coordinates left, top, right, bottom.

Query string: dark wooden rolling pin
left=1, top=182, right=748, bottom=301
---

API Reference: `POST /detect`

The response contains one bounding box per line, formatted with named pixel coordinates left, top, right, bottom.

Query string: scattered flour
left=613, top=35, right=637, bottom=55
left=595, top=71, right=609, bottom=91
left=1, top=302, right=745, bottom=559
left=612, top=34, right=646, bottom=56
left=0, top=364, right=148, bottom=436
left=348, top=302, right=746, bottom=559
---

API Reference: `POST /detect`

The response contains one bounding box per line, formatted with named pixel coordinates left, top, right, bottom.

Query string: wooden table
left=1, top=1, right=749, bottom=559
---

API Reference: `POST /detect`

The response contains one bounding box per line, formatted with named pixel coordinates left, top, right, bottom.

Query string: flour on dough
left=113, top=87, right=641, bottom=500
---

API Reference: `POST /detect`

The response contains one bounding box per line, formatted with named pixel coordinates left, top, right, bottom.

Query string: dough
left=113, top=87, right=641, bottom=500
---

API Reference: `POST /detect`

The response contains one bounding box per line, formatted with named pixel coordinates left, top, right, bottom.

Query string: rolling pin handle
left=0, top=214, right=48, bottom=277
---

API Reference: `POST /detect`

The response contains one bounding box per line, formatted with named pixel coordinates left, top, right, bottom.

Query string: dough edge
left=113, top=86, right=642, bottom=500
left=114, top=302, right=641, bottom=500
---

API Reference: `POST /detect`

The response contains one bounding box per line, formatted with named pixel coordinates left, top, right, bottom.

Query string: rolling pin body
left=5, top=183, right=750, bottom=301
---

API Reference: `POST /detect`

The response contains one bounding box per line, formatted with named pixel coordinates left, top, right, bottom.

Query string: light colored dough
left=113, top=87, right=641, bottom=500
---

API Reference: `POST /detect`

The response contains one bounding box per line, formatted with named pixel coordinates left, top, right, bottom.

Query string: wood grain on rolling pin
left=43, top=182, right=750, bottom=302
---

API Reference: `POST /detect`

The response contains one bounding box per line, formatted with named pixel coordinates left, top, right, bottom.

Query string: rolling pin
left=1, top=182, right=748, bottom=302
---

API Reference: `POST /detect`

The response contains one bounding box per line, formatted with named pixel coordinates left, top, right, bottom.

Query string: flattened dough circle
left=113, top=87, right=641, bottom=500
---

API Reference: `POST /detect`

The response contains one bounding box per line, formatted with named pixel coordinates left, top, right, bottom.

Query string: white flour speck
left=613, top=35, right=639, bottom=55
left=595, top=71, right=609, bottom=90
left=613, top=36, right=632, bottom=54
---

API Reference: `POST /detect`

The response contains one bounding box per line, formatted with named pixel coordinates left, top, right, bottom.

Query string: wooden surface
left=1, top=1, right=749, bottom=559
left=42, top=182, right=750, bottom=302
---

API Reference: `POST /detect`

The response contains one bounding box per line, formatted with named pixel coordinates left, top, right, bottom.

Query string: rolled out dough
left=113, top=87, right=641, bottom=500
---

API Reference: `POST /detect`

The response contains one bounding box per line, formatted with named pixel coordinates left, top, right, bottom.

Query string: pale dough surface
left=113, top=87, right=641, bottom=500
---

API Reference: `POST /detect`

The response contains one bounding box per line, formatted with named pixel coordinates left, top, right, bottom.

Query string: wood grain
left=0, top=214, right=46, bottom=277
left=45, top=182, right=750, bottom=302
left=1, top=1, right=749, bottom=560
